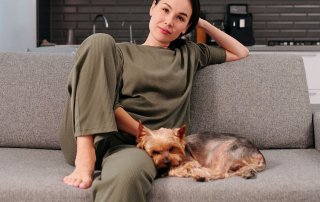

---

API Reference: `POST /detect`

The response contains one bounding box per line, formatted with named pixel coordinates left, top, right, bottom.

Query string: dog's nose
left=164, top=158, right=171, bottom=166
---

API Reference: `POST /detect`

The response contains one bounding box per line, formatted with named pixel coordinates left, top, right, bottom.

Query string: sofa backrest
left=0, top=52, right=73, bottom=149
left=190, top=54, right=313, bottom=149
left=0, top=52, right=314, bottom=150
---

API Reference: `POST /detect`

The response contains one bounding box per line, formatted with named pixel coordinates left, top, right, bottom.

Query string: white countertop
left=27, top=44, right=320, bottom=54
left=247, top=45, right=320, bottom=52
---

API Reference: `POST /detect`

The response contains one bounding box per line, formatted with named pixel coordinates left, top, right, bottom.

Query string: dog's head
left=136, top=121, right=186, bottom=170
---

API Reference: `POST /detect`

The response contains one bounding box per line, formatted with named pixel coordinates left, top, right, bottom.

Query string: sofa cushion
left=190, top=54, right=313, bottom=149
left=0, top=52, right=73, bottom=149
left=313, top=108, right=320, bottom=150
left=0, top=148, right=92, bottom=202
left=147, top=149, right=320, bottom=202
left=1, top=148, right=320, bottom=202
left=0, top=52, right=313, bottom=150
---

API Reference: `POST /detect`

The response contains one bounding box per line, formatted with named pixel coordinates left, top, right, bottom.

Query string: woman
left=59, top=0, right=249, bottom=201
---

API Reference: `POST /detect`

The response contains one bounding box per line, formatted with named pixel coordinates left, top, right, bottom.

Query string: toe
left=64, top=177, right=71, bottom=184
left=79, top=182, right=88, bottom=189
left=70, top=178, right=77, bottom=186
left=74, top=179, right=82, bottom=187
left=67, top=178, right=76, bottom=186
left=79, top=178, right=92, bottom=189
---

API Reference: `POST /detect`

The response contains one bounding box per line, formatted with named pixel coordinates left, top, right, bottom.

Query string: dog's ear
left=137, top=121, right=154, bottom=149
left=175, top=125, right=186, bottom=139
left=137, top=121, right=146, bottom=148
left=137, top=120, right=147, bottom=138
left=137, top=120, right=154, bottom=137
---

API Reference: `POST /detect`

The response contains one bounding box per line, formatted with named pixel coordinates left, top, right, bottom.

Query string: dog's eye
left=152, top=151, right=160, bottom=155
left=169, top=147, right=174, bottom=152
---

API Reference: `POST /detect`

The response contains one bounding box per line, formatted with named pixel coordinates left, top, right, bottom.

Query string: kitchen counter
left=25, top=45, right=80, bottom=54
left=26, top=45, right=320, bottom=53
left=247, top=45, right=320, bottom=52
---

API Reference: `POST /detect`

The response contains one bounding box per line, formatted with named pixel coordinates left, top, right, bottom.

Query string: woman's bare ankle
left=63, top=135, right=96, bottom=189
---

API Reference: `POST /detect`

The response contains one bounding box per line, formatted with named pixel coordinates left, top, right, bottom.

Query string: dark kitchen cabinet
left=37, top=0, right=51, bottom=47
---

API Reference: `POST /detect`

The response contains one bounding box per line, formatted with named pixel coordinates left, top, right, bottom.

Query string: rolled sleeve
left=187, top=42, right=226, bottom=70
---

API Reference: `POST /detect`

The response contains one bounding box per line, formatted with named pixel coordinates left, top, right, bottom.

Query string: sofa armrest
left=311, top=104, right=320, bottom=150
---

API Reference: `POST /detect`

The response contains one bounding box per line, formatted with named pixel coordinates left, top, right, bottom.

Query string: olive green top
left=116, top=41, right=226, bottom=135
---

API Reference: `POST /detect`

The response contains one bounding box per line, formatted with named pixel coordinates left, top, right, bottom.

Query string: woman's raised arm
left=196, top=18, right=249, bottom=62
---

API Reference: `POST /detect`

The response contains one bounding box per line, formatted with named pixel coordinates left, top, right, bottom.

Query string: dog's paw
left=241, top=170, right=256, bottom=179
left=195, top=177, right=207, bottom=182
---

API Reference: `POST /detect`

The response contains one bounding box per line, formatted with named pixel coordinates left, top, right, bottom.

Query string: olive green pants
left=58, top=33, right=157, bottom=202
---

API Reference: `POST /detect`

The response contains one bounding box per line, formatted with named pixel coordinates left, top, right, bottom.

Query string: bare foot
left=63, top=137, right=96, bottom=189
left=63, top=162, right=94, bottom=189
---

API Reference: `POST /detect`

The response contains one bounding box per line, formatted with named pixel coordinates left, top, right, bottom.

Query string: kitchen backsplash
left=51, top=0, right=320, bottom=45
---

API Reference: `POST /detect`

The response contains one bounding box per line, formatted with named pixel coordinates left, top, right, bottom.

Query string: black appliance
left=225, top=4, right=254, bottom=46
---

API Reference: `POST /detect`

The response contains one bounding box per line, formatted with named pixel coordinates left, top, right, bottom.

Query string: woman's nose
left=164, top=15, right=174, bottom=26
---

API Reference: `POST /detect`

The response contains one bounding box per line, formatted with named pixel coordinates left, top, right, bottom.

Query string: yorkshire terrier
left=136, top=121, right=266, bottom=182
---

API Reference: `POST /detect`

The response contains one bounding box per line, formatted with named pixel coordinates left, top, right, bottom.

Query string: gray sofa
left=1, top=51, right=319, bottom=202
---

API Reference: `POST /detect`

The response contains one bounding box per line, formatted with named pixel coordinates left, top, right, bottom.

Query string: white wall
left=0, top=0, right=37, bottom=51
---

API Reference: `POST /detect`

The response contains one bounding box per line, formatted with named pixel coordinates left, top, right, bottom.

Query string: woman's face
left=148, top=0, right=192, bottom=46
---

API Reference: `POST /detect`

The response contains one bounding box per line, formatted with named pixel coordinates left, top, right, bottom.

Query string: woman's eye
left=178, top=16, right=184, bottom=21
left=163, top=8, right=169, bottom=12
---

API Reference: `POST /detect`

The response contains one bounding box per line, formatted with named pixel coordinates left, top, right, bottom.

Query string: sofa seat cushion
left=0, top=148, right=91, bottom=202
left=1, top=148, right=320, bottom=202
left=147, top=149, right=320, bottom=202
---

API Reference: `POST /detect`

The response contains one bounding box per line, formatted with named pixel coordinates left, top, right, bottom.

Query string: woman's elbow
left=239, top=47, right=249, bottom=59
left=225, top=47, right=249, bottom=62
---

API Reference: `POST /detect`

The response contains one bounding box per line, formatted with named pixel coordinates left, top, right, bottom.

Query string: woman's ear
left=150, top=0, right=157, bottom=17
left=182, top=23, right=191, bottom=35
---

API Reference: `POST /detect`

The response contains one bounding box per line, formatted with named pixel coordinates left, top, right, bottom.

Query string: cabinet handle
left=309, top=93, right=317, bottom=96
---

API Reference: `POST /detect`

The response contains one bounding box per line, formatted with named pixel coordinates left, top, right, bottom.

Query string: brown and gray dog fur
left=136, top=121, right=266, bottom=182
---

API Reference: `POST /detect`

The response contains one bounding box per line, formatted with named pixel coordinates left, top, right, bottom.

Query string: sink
left=25, top=45, right=80, bottom=54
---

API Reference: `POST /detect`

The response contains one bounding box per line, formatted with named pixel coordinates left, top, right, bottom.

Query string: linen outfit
left=59, top=33, right=226, bottom=202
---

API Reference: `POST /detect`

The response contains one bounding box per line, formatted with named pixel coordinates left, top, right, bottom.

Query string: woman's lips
left=159, top=27, right=171, bottom=35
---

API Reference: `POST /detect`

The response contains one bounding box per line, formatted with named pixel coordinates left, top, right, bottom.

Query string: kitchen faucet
left=122, top=21, right=134, bottom=43
left=93, top=14, right=108, bottom=34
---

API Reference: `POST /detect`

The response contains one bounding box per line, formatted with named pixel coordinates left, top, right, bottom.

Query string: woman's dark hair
left=154, top=0, right=201, bottom=49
